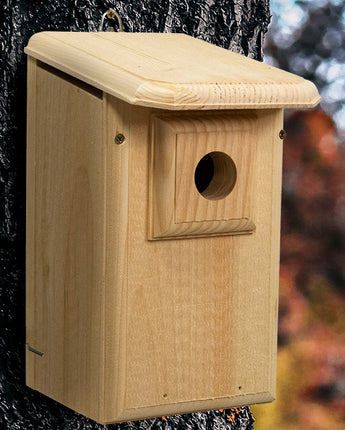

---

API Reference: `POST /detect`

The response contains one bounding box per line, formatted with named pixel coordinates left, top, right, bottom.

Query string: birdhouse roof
left=25, top=32, right=320, bottom=110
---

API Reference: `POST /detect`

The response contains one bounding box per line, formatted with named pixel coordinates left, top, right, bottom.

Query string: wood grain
left=149, top=112, right=258, bottom=239
left=103, top=102, right=283, bottom=422
left=27, top=58, right=283, bottom=424
left=26, top=56, right=38, bottom=387
left=26, top=60, right=105, bottom=420
left=102, top=95, right=131, bottom=422
left=24, top=32, right=321, bottom=110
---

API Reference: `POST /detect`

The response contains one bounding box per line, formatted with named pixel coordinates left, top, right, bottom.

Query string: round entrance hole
left=194, top=151, right=237, bottom=200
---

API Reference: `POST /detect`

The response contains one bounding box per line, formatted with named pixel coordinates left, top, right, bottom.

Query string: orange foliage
left=253, top=109, right=345, bottom=429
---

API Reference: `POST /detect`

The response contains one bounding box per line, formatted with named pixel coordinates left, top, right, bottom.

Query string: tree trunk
left=0, top=1, right=271, bottom=429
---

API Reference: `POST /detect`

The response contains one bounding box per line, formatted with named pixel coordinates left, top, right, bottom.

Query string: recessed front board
left=25, top=32, right=320, bottom=424
left=149, top=113, right=257, bottom=239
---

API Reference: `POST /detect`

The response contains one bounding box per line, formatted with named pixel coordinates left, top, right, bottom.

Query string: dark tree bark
left=0, top=1, right=270, bottom=429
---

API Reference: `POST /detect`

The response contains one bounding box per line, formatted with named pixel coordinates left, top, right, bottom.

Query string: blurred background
left=252, top=1, right=345, bottom=429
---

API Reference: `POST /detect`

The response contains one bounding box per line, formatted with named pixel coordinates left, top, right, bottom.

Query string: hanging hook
left=98, top=8, right=124, bottom=32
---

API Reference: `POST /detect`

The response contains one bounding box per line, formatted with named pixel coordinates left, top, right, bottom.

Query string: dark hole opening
left=194, top=153, right=214, bottom=194
left=194, top=151, right=237, bottom=200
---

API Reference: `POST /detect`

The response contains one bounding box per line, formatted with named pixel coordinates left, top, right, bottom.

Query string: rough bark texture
left=0, top=1, right=270, bottom=429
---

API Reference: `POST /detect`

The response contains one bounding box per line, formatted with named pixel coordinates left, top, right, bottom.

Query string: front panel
left=103, top=101, right=283, bottom=422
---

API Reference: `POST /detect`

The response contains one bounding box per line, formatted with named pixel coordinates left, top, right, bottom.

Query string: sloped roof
left=25, top=32, right=321, bottom=110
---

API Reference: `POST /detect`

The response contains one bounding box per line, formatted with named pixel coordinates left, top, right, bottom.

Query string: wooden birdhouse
left=25, top=32, right=320, bottom=424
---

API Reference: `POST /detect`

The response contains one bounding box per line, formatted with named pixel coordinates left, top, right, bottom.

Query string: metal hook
left=98, top=9, right=124, bottom=32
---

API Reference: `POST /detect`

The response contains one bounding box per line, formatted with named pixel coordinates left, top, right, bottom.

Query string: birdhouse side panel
left=26, top=58, right=106, bottom=421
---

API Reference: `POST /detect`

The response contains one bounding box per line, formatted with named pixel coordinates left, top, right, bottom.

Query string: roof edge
left=135, top=80, right=321, bottom=110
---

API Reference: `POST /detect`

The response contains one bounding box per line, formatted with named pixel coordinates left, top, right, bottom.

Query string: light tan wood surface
left=26, top=59, right=105, bottom=420
left=103, top=100, right=283, bottom=422
left=149, top=112, right=258, bottom=239
left=26, top=56, right=283, bottom=422
left=25, top=32, right=320, bottom=110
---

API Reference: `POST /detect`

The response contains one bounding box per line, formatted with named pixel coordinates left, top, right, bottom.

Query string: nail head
left=115, top=133, right=126, bottom=145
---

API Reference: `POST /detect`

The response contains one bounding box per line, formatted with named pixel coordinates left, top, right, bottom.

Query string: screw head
left=106, top=9, right=116, bottom=19
left=114, top=133, right=126, bottom=145
left=279, top=129, right=287, bottom=140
